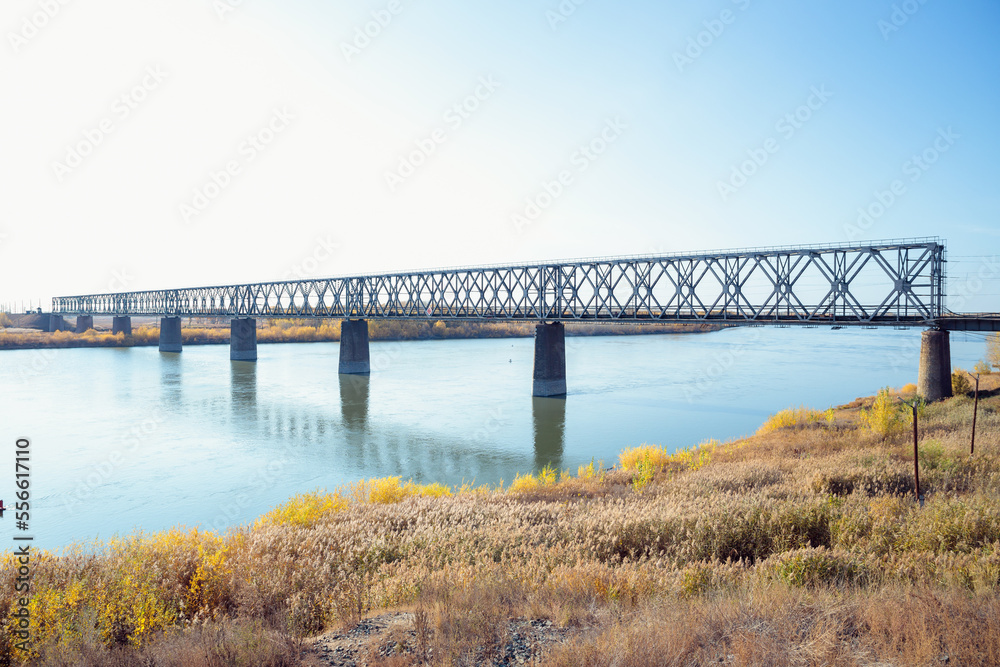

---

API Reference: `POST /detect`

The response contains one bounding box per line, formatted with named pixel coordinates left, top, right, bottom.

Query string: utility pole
left=971, top=374, right=980, bottom=456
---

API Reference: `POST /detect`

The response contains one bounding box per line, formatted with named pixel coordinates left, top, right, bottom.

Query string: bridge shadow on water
left=162, top=361, right=569, bottom=486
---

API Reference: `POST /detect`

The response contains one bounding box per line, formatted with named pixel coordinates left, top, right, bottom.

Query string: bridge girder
left=52, top=239, right=947, bottom=326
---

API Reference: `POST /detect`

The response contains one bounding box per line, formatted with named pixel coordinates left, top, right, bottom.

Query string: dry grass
left=2, top=382, right=999, bottom=665
left=0, top=318, right=716, bottom=350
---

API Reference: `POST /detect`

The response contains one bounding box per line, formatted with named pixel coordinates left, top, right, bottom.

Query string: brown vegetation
left=2, top=379, right=999, bottom=665
left=0, top=318, right=717, bottom=350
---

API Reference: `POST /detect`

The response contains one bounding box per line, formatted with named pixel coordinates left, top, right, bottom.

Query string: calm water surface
left=0, top=327, right=987, bottom=549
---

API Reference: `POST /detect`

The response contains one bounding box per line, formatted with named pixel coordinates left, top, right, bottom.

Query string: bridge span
left=50, top=239, right=998, bottom=401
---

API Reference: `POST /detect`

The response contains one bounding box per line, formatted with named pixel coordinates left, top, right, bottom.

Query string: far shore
left=0, top=317, right=723, bottom=351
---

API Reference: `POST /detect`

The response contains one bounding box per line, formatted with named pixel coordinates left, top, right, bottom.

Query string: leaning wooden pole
left=912, top=404, right=922, bottom=505
left=971, top=374, right=980, bottom=457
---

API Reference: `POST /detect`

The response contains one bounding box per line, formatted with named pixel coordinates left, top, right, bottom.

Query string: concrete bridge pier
left=75, top=315, right=94, bottom=333
left=47, top=315, right=65, bottom=332
left=159, top=317, right=182, bottom=353
left=112, top=316, right=132, bottom=336
left=918, top=329, right=952, bottom=402
left=230, top=318, right=257, bottom=361
left=339, top=319, right=371, bottom=374
left=533, top=322, right=567, bottom=397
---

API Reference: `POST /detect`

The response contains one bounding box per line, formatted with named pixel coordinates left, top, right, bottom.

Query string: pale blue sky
left=1, top=0, right=998, bottom=310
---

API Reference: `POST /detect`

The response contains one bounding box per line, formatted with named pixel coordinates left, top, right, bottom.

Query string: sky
left=1, top=0, right=998, bottom=312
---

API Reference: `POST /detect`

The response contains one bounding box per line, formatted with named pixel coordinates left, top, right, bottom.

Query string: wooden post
left=971, top=374, right=980, bottom=457
left=912, top=404, right=922, bottom=506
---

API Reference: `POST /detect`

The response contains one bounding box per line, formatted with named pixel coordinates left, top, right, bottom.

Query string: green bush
left=952, top=371, right=972, bottom=396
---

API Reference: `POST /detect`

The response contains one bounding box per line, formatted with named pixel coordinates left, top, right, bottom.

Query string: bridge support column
left=918, top=329, right=952, bottom=402
left=339, top=319, right=370, bottom=375
left=75, top=316, right=93, bottom=334
left=47, top=315, right=65, bottom=332
left=112, top=316, right=132, bottom=336
left=230, top=318, right=257, bottom=361
left=159, top=317, right=183, bottom=353
left=533, top=322, right=566, bottom=397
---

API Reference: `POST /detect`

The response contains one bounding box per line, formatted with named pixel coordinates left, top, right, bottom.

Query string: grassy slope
left=2, top=378, right=999, bottom=666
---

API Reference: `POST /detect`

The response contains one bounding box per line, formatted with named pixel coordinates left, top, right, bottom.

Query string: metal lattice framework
left=52, top=239, right=946, bottom=326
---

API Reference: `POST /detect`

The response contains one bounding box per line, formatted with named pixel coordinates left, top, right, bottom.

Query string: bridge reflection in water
left=532, top=397, right=565, bottom=471
left=339, top=374, right=370, bottom=430
left=194, top=360, right=565, bottom=483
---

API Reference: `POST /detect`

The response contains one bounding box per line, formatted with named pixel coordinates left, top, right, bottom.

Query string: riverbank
left=2, top=378, right=998, bottom=665
left=0, top=318, right=720, bottom=350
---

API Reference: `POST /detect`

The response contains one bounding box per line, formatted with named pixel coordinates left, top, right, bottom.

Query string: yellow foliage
left=508, top=465, right=561, bottom=494
left=577, top=460, right=599, bottom=479
left=259, top=479, right=456, bottom=527
left=258, top=490, right=349, bottom=528
left=186, top=544, right=232, bottom=615
left=509, top=472, right=539, bottom=494
left=860, top=388, right=907, bottom=440
left=757, top=406, right=832, bottom=435
left=619, top=445, right=671, bottom=472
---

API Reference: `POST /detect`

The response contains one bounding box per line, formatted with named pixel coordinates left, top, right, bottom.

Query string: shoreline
left=0, top=320, right=722, bottom=351
left=2, top=377, right=997, bottom=664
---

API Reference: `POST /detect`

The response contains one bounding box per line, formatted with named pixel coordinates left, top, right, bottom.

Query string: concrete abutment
left=75, top=315, right=94, bottom=333
left=230, top=318, right=257, bottom=362
left=918, top=329, right=952, bottom=402
left=159, top=317, right=183, bottom=353
left=532, top=322, right=567, bottom=397
left=112, top=316, right=132, bottom=336
left=339, top=319, right=371, bottom=375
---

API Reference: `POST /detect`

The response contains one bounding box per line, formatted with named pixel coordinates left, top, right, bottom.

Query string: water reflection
left=230, top=361, right=257, bottom=418
left=532, top=397, right=565, bottom=470
left=159, top=353, right=182, bottom=405
left=339, top=374, right=370, bottom=430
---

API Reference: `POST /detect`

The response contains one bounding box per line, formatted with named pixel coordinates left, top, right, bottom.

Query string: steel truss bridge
left=54, top=239, right=967, bottom=327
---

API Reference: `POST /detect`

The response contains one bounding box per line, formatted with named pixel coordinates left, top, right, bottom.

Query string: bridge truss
left=53, top=239, right=946, bottom=326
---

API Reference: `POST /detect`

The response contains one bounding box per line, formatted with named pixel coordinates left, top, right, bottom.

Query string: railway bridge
left=51, top=239, right=999, bottom=400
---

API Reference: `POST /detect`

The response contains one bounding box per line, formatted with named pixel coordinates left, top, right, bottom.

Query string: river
left=0, top=326, right=987, bottom=549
